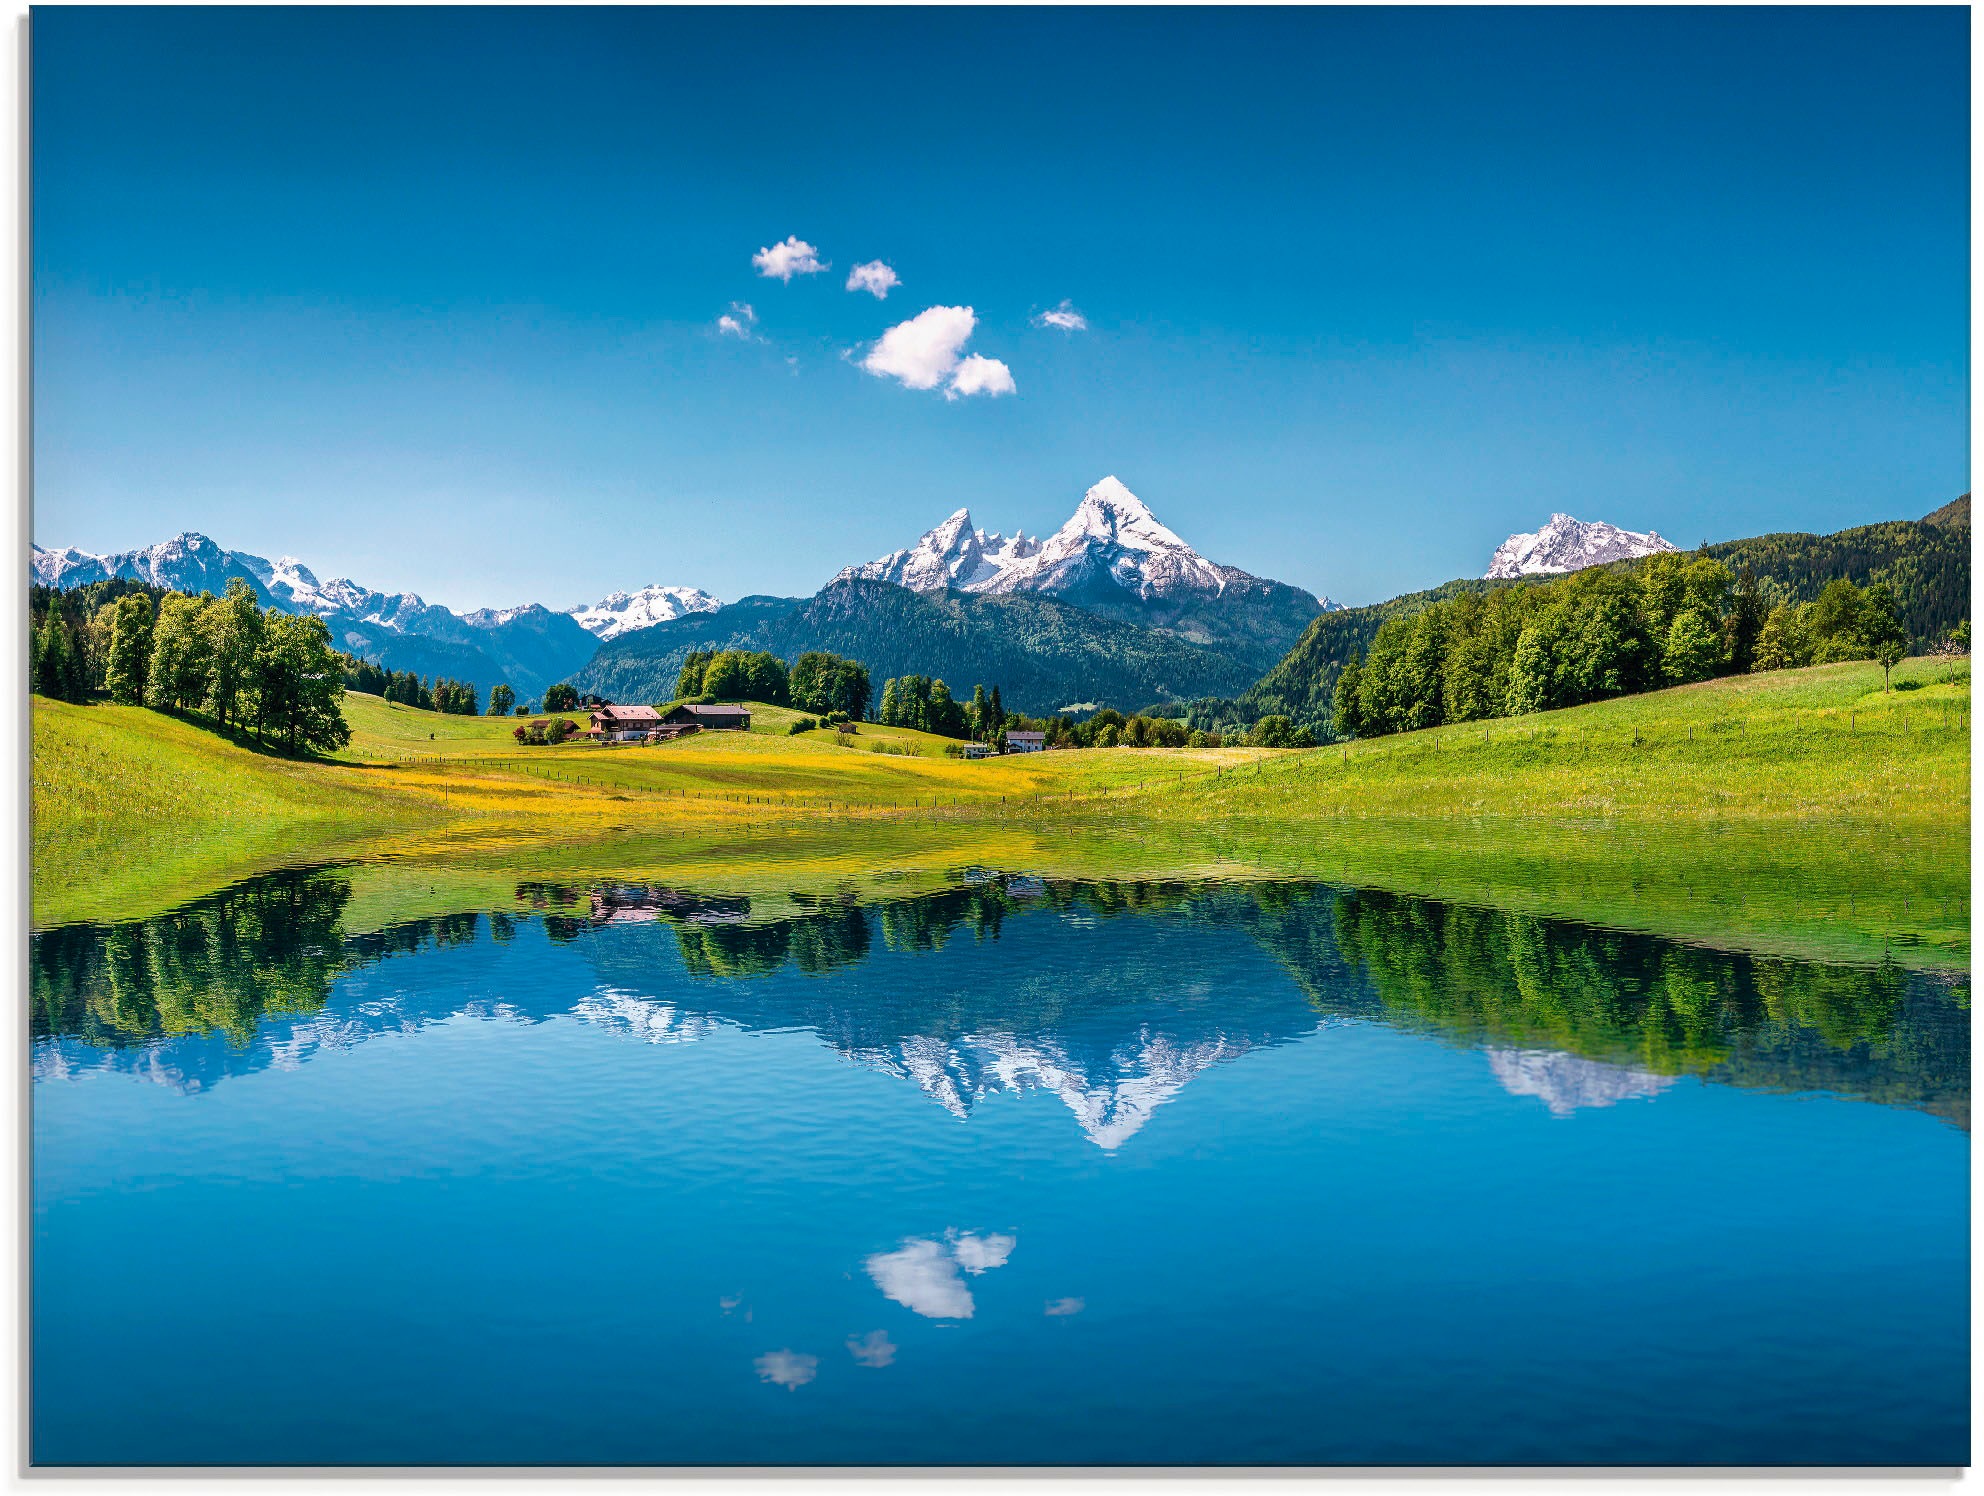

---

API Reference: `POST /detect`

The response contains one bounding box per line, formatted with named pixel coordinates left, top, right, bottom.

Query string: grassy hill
left=1244, top=502, right=1972, bottom=730
left=32, top=660, right=1969, bottom=969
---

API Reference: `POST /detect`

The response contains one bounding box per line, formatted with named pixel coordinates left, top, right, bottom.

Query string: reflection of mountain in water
left=1485, top=1049, right=1676, bottom=1116
left=560, top=878, right=1319, bottom=1148
left=31, top=867, right=1971, bottom=1134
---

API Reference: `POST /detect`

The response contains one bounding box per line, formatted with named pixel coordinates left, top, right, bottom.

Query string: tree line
left=34, top=578, right=351, bottom=755
left=1014, top=706, right=1312, bottom=750
left=667, top=648, right=874, bottom=721
left=340, top=658, right=502, bottom=716
left=1332, top=554, right=1914, bottom=740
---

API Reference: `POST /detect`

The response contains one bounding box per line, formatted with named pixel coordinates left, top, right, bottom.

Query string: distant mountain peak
left=1485, top=514, right=1676, bottom=579
left=567, top=583, right=723, bottom=640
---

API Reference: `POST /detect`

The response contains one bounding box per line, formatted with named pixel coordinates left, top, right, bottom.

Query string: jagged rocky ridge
left=1485, top=513, right=1676, bottom=579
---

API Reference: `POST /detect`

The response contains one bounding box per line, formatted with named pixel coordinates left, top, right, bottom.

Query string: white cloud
left=861, top=305, right=1017, bottom=400
left=716, top=302, right=759, bottom=340
left=1034, top=300, right=1088, bottom=332
left=860, top=305, right=977, bottom=390
left=866, top=1238, right=974, bottom=1319
left=846, top=1330, right=896, bottom=1368
left=754, top=1349, right=818, bottom=1389
left=1044, top=1297, right=1086, bottom=1317
left=752, top=235, right=826, bottom=281
left=946, top=354, right=1016, bottom=400
left=846, top=260, right=900, bottom=299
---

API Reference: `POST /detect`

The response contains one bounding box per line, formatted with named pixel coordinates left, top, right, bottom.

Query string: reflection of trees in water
left=1257, top=888, right=1967, bottom=1127
left=35, top=872, right=500, bottom=1048
left=31, top=867, right=1969, bottom=1127
left=32, top=868, right=357, bottom=1047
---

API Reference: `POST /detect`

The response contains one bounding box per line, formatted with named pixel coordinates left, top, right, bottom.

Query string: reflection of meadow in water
left=31, top=864, right=1970, bottom=1133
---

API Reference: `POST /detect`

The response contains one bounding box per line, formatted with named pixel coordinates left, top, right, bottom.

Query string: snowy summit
left=1485, top=514, right=1677, bottom=579
left=835, top=476, right=1331, bottom=608
left=567, top=584, right=723, bottom=641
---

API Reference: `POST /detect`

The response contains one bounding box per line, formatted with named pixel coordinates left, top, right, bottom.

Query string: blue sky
left=32, top=7, right=1969, bottom=611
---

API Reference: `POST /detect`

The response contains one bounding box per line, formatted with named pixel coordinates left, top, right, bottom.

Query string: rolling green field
left=32, top=658, right=1970, bottom=970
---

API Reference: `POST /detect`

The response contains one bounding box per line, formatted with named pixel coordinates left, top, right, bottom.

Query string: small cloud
left=716, top=302, right=760, bottom=340
left=752, top=235, right=826, bottom=281
left=846, top=260, right=901, bottom=299
left=1034, top=300, right=1088, bottom=332
left=846, top=1330, right=896, bottom=1368
left=861, top=304, right=978, bottom=391
left=1044, top=1297, right=1085, bottom=1317
left=946, top=354, right=1016, bottom=400
left=719, top=1294, right=744, bottom=1315
left=754, top=1349, right=819, bottom=1390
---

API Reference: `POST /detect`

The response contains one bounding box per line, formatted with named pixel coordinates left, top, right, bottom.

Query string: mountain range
left=35, top=485, right=1963, bottom=719
left=33, top=477, right=1333, bottom=712
left=31, top=533, right=717, bottom=700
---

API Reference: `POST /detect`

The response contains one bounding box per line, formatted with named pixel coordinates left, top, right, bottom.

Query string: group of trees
left=676, top=648, right=791, bottom=705
left=878, top=675, right=986, bottom=739
left=30, top=579, right=167, bottom=705
left=1331, top=554, right=1912, bottom=740
left=339, top=660, right=523, bottom=717
left=1014, top=706, right=1311, bottom=750
left=1751, top=579, right=1915, bottom=681
left=35, top=578, right=352, bottom=754
left=511, top=717, right=580, bottom=746
left=789, top=651, right=873, bottom=721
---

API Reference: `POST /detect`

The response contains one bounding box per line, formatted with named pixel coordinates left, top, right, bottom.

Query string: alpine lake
left=29, top=818, right=1971, bottom=1468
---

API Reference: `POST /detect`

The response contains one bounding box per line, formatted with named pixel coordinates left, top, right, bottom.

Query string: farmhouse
left=663, top=703, right=753, bottom=731
left=588, top=704, right=662, bottom=742
left=1004, top=730, right=1046, bottom=753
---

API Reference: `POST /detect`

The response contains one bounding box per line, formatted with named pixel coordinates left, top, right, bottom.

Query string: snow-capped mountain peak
left=987, top=476, right=1230, bottom=600
left=832, top=475, right=1303, bottom=607
left=1485, top=513, right=1677, bottom=579
left=568, top=583, right=723, bottom=641
left=833, top=509, right=1041, bottom=593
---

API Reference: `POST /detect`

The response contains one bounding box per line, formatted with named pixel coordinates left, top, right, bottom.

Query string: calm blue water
left=31, top=870, right=1970, bottom=1466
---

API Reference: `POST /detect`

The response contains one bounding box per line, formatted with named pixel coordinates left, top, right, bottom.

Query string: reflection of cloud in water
left=1488, top=1048, right=1676, bottom=1117
left=754, top=1349, right=817, bottom=1389
left=1044, top=1297, right=1085, bottom=1317
left=846, top=1330, right=896, bottom=1367
left=949, top=1230, right=1015, bottom=1274
left=865, top=1230, right=1017, bottom=1319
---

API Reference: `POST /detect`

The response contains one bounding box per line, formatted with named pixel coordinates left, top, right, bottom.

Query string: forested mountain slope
left=568, top=579, right=1258, bottom=714
left=1243, top=502, right=1971, bottom=729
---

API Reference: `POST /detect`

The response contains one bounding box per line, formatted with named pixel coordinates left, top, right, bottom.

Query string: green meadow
left=32, top=657, right=1969, bottom=972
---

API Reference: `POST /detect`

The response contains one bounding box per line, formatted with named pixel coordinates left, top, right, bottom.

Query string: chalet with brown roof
left=663, top=703, right=752, bottom=731
left=588, top=704, right=662, bottom=742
